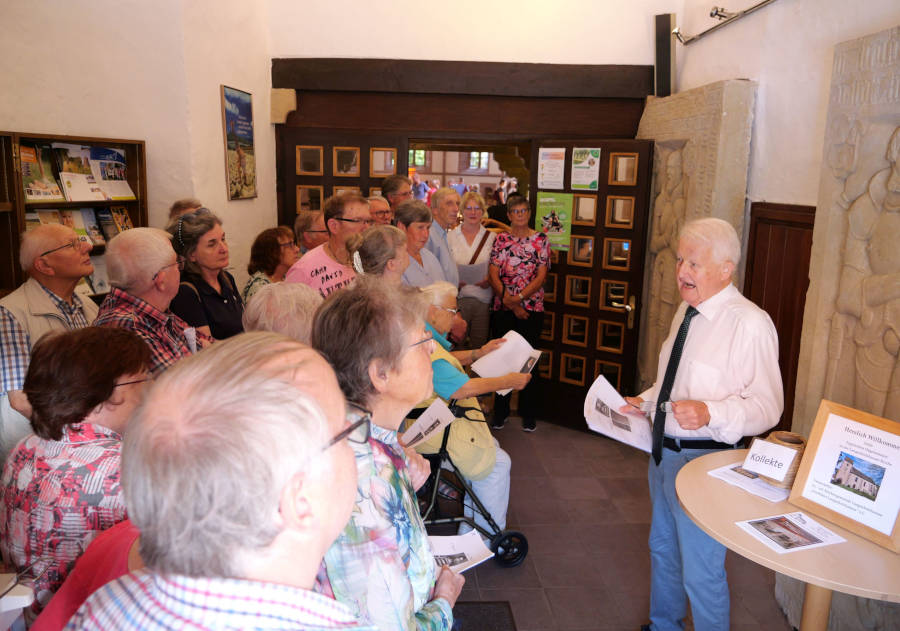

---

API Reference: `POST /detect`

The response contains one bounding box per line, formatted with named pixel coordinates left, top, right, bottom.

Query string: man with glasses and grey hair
left=94, top=227, right=209, bottom=375
left=0, top=224, right=97, bottom=462
left=67, top=332, right=376, bottom=630
left=286, top=193, right=373, bottom=297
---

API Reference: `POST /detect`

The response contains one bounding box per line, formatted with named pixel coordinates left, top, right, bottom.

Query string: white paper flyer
left=471, top=330, right=540, bottom=396
left=798, top=413, right=900, bottom=535
left=400, top=399, right=455, bottom=449
left=583, top=375, right=652, bottom=453
left=707, top=463, right=790, bottom=503
left=537, top=147, right=565, bottom=189
left=429, top=530, right=494, bottom=573
left=736, top=511, right=845, bottom=554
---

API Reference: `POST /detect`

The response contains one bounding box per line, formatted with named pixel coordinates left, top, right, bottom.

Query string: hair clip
left=351, top=250, right=365, bottom=275
left=176, top=216, right=186, bottom=249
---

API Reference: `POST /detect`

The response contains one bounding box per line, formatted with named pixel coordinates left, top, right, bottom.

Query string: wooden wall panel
left=743, top=202, right=816, bottom=433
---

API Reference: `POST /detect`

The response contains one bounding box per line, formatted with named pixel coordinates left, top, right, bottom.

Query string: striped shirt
left=65, top=570, right=377, bottom=630
left=0, top=284, right=92, bottom=393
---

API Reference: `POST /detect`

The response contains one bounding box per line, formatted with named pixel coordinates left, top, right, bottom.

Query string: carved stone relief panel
left=635, top=80, right=757, bottom=389
left=783, top=24, right=900, bottom=631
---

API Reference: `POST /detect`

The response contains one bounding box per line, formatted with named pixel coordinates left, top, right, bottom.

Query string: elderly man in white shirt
left=623, top=217, right=783, bottom=631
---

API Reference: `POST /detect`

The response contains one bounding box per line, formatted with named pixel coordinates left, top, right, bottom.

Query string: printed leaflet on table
left=707, top=463, right=789, bottom=502
left=736, top=511, right=845, bottom=554
left=470, top=330, right=541, bottom=396
left=583, top=374, right=652, bottom=453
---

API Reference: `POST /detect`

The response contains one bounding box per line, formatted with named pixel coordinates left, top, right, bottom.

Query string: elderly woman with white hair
left=95, top=227, right=209, bottom=374
left=241, top=282, right=323, bottom=344
left=312, top=279, right=465, bottom=631
left=408, top=281, right=526, bottom=537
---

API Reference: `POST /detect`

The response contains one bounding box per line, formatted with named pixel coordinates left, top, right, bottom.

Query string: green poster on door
left=536, top=191, right=573, bottom=251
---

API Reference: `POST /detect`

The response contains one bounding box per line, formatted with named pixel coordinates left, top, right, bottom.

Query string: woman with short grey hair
left=346, top=225, right=409, bottom=284
left=167, top=209, right=243, bottom=339
left=242, top=282, right=322, bottom=344
left=312, top=278, right=464, bottom=631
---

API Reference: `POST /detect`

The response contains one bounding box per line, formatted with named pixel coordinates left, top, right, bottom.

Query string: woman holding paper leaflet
left=408, top=281, right=521, bottom=537
left=312, top=278, right=464, bottom=631
left=448, top=192, right=495, bottom=350
left=488, top=194, right=550, bottom=431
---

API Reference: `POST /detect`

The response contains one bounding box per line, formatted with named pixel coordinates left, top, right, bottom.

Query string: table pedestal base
left=800, top=583, right=833, bottom=631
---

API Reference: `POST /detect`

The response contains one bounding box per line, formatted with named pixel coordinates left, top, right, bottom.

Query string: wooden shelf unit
left=0, top=131, right=147, bottom=297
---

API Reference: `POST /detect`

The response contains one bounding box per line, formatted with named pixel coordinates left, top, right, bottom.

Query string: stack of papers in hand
left=707, top=463, right=790, bottom=502
left=583, top=375, right=652, bottom=453
left=429, top=530, right=494, bottom=573
left=470, top=330, right=541, bottom=395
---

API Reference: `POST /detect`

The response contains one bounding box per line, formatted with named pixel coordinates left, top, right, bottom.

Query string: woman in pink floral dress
left=488, top=194, right=550, bottom=432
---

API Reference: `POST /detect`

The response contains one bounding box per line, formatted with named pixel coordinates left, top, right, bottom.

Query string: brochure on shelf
left=470, top=330, right=541, bottom=395
left=59, top=210, right=92, bottom=246
left=428, top=530, right=494, bottom=573
left=95, top=209, right=119, bottom=241
left=88, top=256, right=110, bottom=294
left=89, top=147, right=135, bottom=200
left=19, top=142, right=65, bottom=202
left=583, top=374, right=652, bottom=453
left=80, top=209, right=106, bottom=246
left=110, top=207, right=134, bottom=232
left=52, top=143, right=107, bottom=201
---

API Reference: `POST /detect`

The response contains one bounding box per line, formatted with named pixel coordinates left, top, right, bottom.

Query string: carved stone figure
left=642, top=147, right=687, bottom=380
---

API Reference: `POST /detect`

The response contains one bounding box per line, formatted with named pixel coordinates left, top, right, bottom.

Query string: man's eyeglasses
left=152, top=256, right=186, bottom=281
left=40, top=238, right=83, bottom=257
left=334, top=217, right=375, bottom=227
left=373, top=210, right=393, bottom=218
left=323, top=404, right=372, bottom=450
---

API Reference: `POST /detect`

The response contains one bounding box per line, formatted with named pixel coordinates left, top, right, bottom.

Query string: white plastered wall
left=677, top=0, right=900, bottom=206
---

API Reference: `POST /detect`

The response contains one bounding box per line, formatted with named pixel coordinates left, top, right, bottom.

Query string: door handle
left=611, top=295, right=637, bottom=329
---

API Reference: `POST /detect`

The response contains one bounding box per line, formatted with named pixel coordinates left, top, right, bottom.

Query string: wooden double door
left=277, top=128, right=653, bottom=431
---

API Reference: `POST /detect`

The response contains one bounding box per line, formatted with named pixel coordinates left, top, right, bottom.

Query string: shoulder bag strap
left=468, top=230, right=491, bottom=265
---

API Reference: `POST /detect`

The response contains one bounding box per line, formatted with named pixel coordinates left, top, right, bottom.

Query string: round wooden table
left=676, top=449, right=900, bottom=631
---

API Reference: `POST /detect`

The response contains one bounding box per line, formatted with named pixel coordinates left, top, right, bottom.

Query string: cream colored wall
left=0, top=0, right=276, bottom=287
left=265, top=0, right=682, bottom=64
left=677, top=0, right=900, bottom=206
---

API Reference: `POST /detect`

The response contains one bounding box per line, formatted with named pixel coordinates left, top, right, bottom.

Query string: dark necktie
left=651, top=305, right=699, bottom=465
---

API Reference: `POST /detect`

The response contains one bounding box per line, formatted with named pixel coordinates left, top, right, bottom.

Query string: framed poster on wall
left=221, top=85, right=257, bottom=200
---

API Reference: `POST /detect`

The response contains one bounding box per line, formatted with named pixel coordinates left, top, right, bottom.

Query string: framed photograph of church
left=789, top=400, right=900, bottom=552
left=333, top=147, right=360, bottom=177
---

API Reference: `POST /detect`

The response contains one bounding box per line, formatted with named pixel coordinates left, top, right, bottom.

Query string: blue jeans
left=648, top=446, right=729, bottom=631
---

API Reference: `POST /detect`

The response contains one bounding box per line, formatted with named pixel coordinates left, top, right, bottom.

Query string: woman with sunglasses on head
left=447, top=191, right=496, bottom=350
left=0, top=327, right=150, bottom=624
left=488, top=194, right=550, bottom=432
left=312, top=278, right=464, bottom=631
left=242, top=226, right=301, bottom=302
left=166, top=208, right=244, bottom=340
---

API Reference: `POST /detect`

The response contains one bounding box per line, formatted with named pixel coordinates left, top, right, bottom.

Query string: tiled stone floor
left=457, top=419, right=794, bottom=631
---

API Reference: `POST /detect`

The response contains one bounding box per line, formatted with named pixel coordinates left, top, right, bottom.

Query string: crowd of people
left=0, top=173, right=784, bottom=630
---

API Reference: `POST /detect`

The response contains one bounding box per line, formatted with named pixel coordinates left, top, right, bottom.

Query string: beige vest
left=0, top=277, right=99, bottom=348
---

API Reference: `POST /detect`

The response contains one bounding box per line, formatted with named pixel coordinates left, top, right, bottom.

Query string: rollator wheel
left=490, top=530, right=528, bottom=568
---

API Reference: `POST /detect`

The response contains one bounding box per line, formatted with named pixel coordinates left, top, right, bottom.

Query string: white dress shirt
left=640, top=283, right=784, bottom=445
left=447, top=225, right=495, bottom=303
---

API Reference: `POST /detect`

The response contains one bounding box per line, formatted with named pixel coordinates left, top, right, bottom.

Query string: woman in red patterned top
left=488, top=194, right=551, bottom=432
left=0, top=327, right=150, bottom=622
